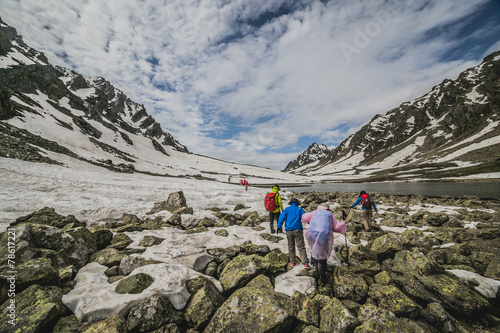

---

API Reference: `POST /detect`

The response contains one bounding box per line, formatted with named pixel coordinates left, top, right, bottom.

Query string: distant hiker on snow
left=243, top=179, right=249, bottom=191
left=278, top=198, right=311, bottom=270
left=351, top=190, right=377, bottom=231
left=302, top=203, right=346, bottom=283
left=228, top=175, right=231, bottom=182
left=264, top=185, right=284, bottom=234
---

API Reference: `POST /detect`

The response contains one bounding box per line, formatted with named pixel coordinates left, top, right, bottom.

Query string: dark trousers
left=312, top=258, right=328, bottom=282
left=269, top=212, right=280, bottom=232
left=286, top=230, right=309, bottom=265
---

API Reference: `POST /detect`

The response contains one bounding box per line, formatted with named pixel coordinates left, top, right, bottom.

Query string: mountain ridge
left=0, top=18, right=307, bottom=183
left=285, top=51, right=500, bottom=180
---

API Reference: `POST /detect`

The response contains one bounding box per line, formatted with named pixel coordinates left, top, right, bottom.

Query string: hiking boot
left=304, top=264, right=311, bottom=270
left=270, top=229, right=275, bottom=234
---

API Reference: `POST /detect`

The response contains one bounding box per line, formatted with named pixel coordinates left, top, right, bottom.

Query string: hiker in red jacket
left=243, top=179, right=248, bottom=191
left=351, top=191, right=378, bottom=231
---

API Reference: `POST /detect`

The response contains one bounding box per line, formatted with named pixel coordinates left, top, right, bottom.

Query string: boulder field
left=0, top=190, right=499, bottom=333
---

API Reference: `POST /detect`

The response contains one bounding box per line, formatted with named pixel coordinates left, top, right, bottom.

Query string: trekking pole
left=342, top=207, right=351, bottom=268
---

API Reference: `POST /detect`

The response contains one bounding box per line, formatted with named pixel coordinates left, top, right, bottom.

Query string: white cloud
left=0, top=0, right=498, bottom=169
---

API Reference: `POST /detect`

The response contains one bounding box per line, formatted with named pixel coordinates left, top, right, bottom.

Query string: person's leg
left=362, top=210, right=370, bottom=231
left=286, top=231, right=297, bottom=265
left=295, top=230, right=309, bottom=265
left=269, top=212, right=276, bottom=233
left=366, top=209, right=373, bottom=229
left=318, top=259, right=327, bottom=283
left=311, top=257, right=318, bottom=268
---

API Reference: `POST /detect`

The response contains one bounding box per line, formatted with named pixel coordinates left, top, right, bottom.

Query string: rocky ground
left=0, top=190, right=499, bottom=333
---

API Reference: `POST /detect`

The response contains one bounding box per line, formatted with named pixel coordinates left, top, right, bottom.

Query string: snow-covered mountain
left=0, top=18, right=308, bottom=183
left=287, top=51, right=500, bottom=180
left=282, top=142, right=334, bottom=172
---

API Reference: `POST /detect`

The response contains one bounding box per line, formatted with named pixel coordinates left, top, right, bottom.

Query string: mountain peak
left=285, top=51, right=500, bottom=180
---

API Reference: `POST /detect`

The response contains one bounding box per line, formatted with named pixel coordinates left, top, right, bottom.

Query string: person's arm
left=351, top=197, right=361, bottom=208
left=332, top=215, right=346, bottom=233
left=277, top=194, right=284, bottom=211
left=301, top=211, right=314, bottom=223
left=277, top=209, right=286, bottom=229
left=372, top=201, right=378, bottom=212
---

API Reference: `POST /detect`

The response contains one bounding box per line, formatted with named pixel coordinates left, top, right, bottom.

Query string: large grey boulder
left=218, top=254, right=270, bottom=294
left=126, top=296, right=184, bottom=332
left=203, top=275, right=296, bottom=333
left=0, top=284, right=68, bottom=333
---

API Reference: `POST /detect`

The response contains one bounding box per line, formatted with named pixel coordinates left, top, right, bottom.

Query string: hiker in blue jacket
left=278, top=198, right=311, bottom=270
left=351, top=191, right=378, bottom=231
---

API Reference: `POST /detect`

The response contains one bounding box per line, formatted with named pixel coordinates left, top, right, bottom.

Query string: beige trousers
left=362, top=209, right=373, bottom=231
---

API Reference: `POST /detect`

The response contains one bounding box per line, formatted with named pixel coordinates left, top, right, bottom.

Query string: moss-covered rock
left=353, top=313, right=431, bottom=332
left=204, top=275, right=296, bottom=333
left=417, top=273, right=489, bottom=316
left=115, top=273, right=154, bottom=294
left=82, top=315, right=127, bottom=333
left=148, top=191, right=187, bottom=214
left=392, top=250, right=444, bottom=276
left=127, top=296, right=184, bottom=332
left=90, top=248, right=127, bottom=267
left=319, top=297, right=359, bottom=333
left=119, top=255, right=161, bottom=275
left=30, top=224, right=97, bottom=269
left=207, top=248, right=239, bottom=263
left=368, top=283, right=421, bottom=315
left=185, top=226, right=209, bottom=234
left=88, top=225, right=113, bottom=250
left=0, top=284, right=68, bottom=333
left=0, top=257, right=59, bottom=301
left=374, top=271, right=393, bottom=285
left=219, top=254, right=270, bottom=294
left=240, top=243, right=270, bottom=256
left=370, top=233, right=404, bottom=261
left=333, top=268, right=368, bottom=302
left=11, top=207, right=86, bottom=228
left=138, top=235, right=165, bottom=247
left=424, top=213, right=450, bottom=226
left=184, top=277, right=225, bottom=329
left=485, top=258, right=500, bottom=280
left=348, top=244, right=378, bottom=265
left=264, top=250, right=289, bottom=274
left=421, top=302, right=469, bottom=333
left=214, top=229, right=229, bottom=237
left=258, top=233, right=284, bottom=243
left=53, top=315, right=87, bottom=333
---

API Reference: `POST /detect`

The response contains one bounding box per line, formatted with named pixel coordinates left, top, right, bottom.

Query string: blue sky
left=1, top=0, right=499, bottom=170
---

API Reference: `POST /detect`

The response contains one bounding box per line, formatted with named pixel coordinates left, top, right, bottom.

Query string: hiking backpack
left=361, top=193, right=372, bottom=208
left=264, top=192, right=277, bottom=212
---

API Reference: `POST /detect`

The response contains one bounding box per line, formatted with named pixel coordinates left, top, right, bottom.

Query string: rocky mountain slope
left=282, top=143, right=333, bottom=172
left=286, top=52, right=500, bottom=180
left=0, top=18, right=305, bottom=182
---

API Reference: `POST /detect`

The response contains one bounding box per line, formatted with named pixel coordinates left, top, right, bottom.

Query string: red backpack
left=361, top=193, right=372, bottom=208
left=264, top=192, right=277, bottom=212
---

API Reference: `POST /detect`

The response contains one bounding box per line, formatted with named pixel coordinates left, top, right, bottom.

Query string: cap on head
left=289, top=198, right=299, bottom=205
left=320, top=203, right=330, bottom=210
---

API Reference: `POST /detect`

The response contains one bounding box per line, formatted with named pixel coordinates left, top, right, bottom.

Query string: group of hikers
left=265, top=185, right=377, bottom=283
left=228, top=176, right=249, bottom=191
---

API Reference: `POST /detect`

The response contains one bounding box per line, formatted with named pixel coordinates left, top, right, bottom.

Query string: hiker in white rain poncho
left=302, top=203, right=346, bottom=283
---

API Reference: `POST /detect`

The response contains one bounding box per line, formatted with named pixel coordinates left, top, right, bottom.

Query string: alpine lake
left=283, top=181, right=500, bottom=199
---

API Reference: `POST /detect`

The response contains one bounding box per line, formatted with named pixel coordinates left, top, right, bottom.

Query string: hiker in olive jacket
left=268, top=185, right=284, bottom=234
